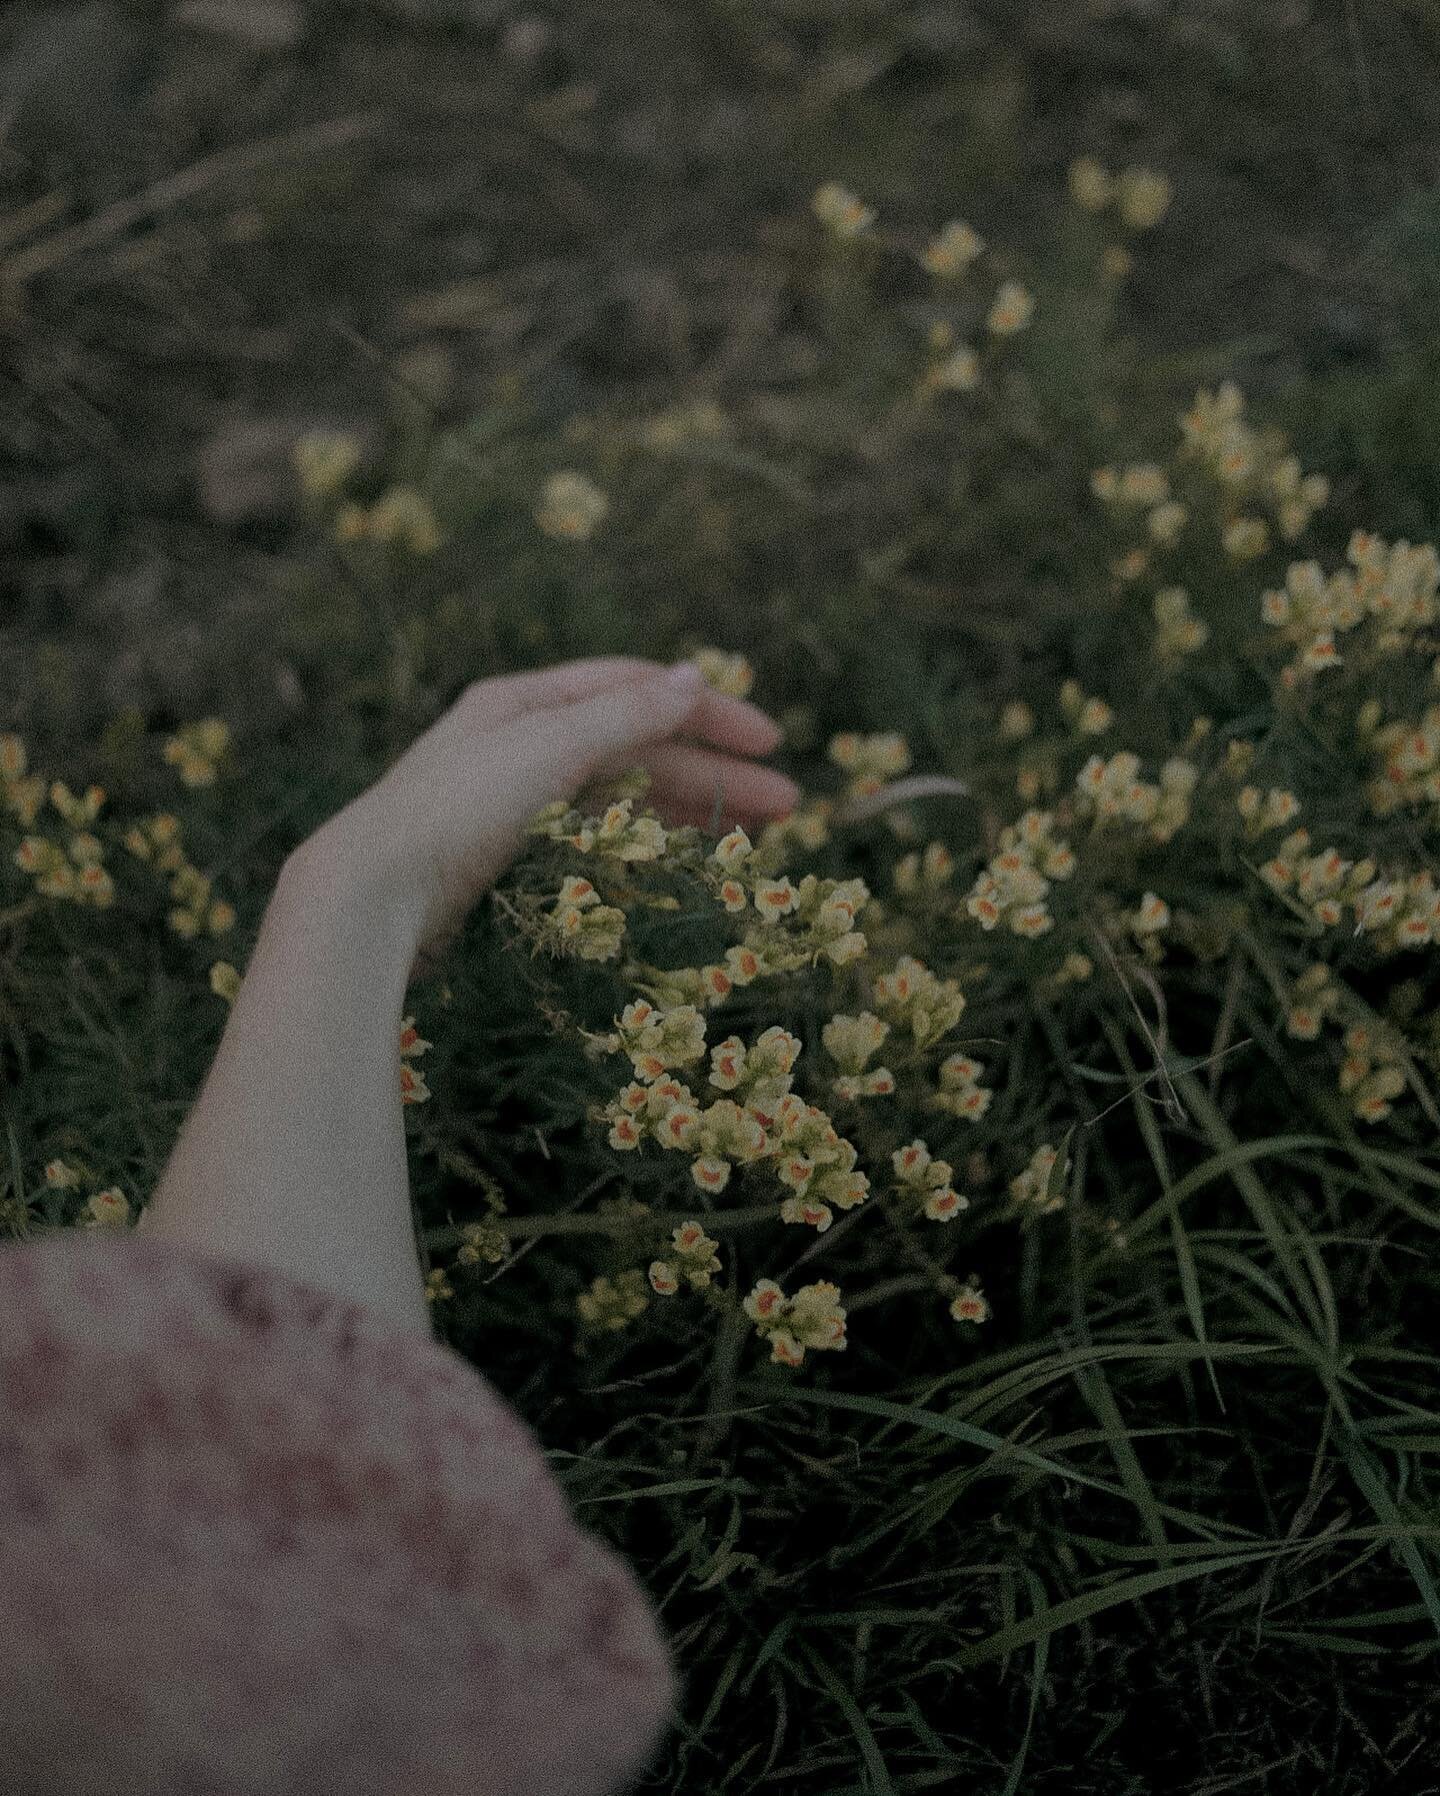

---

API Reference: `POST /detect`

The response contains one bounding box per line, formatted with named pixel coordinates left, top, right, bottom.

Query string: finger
left=682, top=688, right=783, bottom=758
left=617, top=743, right=801, bottom=826
left=536, top=662, right=715, bottom=782
left=460, top=658, right=660, bottom=730
left=464, top=658, right=785, bottom=759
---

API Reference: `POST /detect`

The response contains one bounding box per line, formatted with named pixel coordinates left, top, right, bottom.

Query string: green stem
left=422, top=1199, right=780, bottom=1252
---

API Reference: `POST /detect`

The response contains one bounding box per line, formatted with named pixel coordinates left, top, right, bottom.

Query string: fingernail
left=664, top=661, right=705, bottom=694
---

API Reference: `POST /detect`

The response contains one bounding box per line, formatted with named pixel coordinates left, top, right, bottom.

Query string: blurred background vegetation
left=7, top=3, right=1440, bottom=1791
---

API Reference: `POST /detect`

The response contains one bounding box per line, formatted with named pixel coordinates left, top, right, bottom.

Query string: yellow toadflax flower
left=1115, top=167, right=1172, bottom=231
left=292, top=429, right=363, bottom=501
left=86, top=1189, right=131, bottom=1228
left=648, top=1220, right=722, bottom=1296
left=828, top=731, right=911, bottom=799
left=209, top=961, right=242, bottom=1004
left=920, top=218, right=984, bottom=277
left=367, top=486, right=443, bottom=556
left=1010, top=1143, right=1067, bottom=1215
left=743, top=1276, right=847, bottom=1367
left=986, top=280, right=1034, bottom=336
left=163, top=720, right=231, bottom=789
left=577, top=1268, right=650, bottom=1331
left=949, top=1280, right=990, bottom=1324
left=1068, top=156, right=1113, bottom=213
left=812, top=181, right=875, bottom=238
left=535, top=470, right=610, bottom=541
left=692, top=648, right=755, bottom=700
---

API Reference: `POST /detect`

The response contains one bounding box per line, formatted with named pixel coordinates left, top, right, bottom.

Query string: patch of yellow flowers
left=5, top=729, right=236, bottom=936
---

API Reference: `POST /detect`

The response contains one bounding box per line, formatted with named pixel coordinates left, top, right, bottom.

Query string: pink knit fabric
left=0, top=1233, right=678, bottom=1796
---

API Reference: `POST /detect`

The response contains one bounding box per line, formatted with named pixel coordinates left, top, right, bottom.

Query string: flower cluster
left=822, top=1011, right=896, bottom=1102
left=0, top=735, right=44, bottom=827
left=893, top=841, right=955, bottom=894
left=1258, top=833, right=1378, bottom=931
left=337, top=486, right=443, bottom=555
left=122, top=813, right=236, bottom=938
left=1152, top=586, right=1209, bottom=661
left=648, top=1220, right=723, bottom=1296
left=920, top=218, right=984, bottom=278
left=163, top=720, right=231, bottom=788
left=705, top=825, right=870, bottom=971
left=1261, top=533, right=1440, bottom=688
left=691, top=647, right=755, bottom=699
left=292, top=429, right=363, bottom=501
left=13, top=775, right=122, bottom=909
left=1284, top=963, right=1338, bottom=1041
left=1338, top=1023, right=1408, bottom=1125
left=919, top=323, right=979, bottom=395
left=1075, top=752, right=1198, bottom=842
left=812, top=182, right=875, bottom=238
left=535, top=470, right=610, bottom=540
left=828, top=731, right=912, bottom=799
left=743, top=1277, right=847, bottom=1366
left=987, top=280, right=1034, bottom=336
left=1180, top=381, right=1329, bottom=543
left=870, top=955, right=966, bottom=1050
left=400, top=1013, right=432, bottom=1106
left=532, top=796, right=669, bottom=861
left=541, top=874, right=628, bottom=962
left=1059, top=681, right=1114, bottom=737
left=1068, top=156, right=1172, bottom=231
left=1010, top=1143, right=1067, bottom=1215
left=44, top=1160, right=131, bottom=1229
left=601, top=1006, right=867, bottom=1231
left=577, top=1269, right=650, bottom=1331
left=1236, top=785, right=1302, bottom=839
left=1254, top=838, right=1440, bottom=952
left=1366, top=704, right=1440, bottom=816
left=893, top=1139, right=970, bottom=1222
left=932, top=1052, right=993, bottom=1123
left=965, top=809, right=1075, bottom=937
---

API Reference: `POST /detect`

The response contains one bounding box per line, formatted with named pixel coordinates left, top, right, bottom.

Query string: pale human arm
left=140, top=657, right=800, bottom=1333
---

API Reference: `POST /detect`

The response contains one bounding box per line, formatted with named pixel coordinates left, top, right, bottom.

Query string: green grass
left=7, top=4, right=1440, bottom=1791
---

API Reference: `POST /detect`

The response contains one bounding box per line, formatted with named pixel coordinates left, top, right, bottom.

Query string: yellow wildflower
left=86, top=1189, right=131, bottom=1228
left=692, top=648, right=755, bottom=699
left=1068, top=156, right=1112, bottom=212
left=1115, top=167, right=1172, bottom=231
left=986, top=280, right=1034, bottom=336
left=209, top=961, right=242, bottom=1004
left=920, top=218, right=984, bottom=276
left=949, top=1280, right=990, bottom=1323
left=292, top=429, right=362, bottom=501
left=535, top=470, right=609, bottom=541
left=812, top=182, right=875, bottom=238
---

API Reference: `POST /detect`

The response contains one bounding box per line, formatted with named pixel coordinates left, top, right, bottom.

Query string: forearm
left=143, top=832, right=431, bottom=1335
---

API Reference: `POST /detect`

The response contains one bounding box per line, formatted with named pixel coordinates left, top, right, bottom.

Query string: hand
left=293, top=657, right=801, bottom=962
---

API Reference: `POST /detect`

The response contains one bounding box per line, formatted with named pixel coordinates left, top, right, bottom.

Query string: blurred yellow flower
left=986, top=280, right=1034, bottom=336
left=812, top=181, right=875, bottom=238
left=292, top=429, right=362, bottom=501
left=920, top=218, right=984, bottom=277
left=536, top=470, right=610, bottom=541
left=1068, top=156, right=1113, bottom=212
left=209, top=961, right=242, bottom=1004
left=1116, top=167, right=1172, bottom=231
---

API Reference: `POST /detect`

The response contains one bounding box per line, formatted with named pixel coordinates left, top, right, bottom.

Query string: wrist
left=277, top=813, right=427, bottom=976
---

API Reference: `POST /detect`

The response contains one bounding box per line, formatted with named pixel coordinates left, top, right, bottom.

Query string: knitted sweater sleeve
left=0, top=1232, right=677, bottom=1796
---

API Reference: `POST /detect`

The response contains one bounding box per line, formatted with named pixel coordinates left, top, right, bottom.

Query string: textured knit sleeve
left=0, top=1232, right=678, bottom=1796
